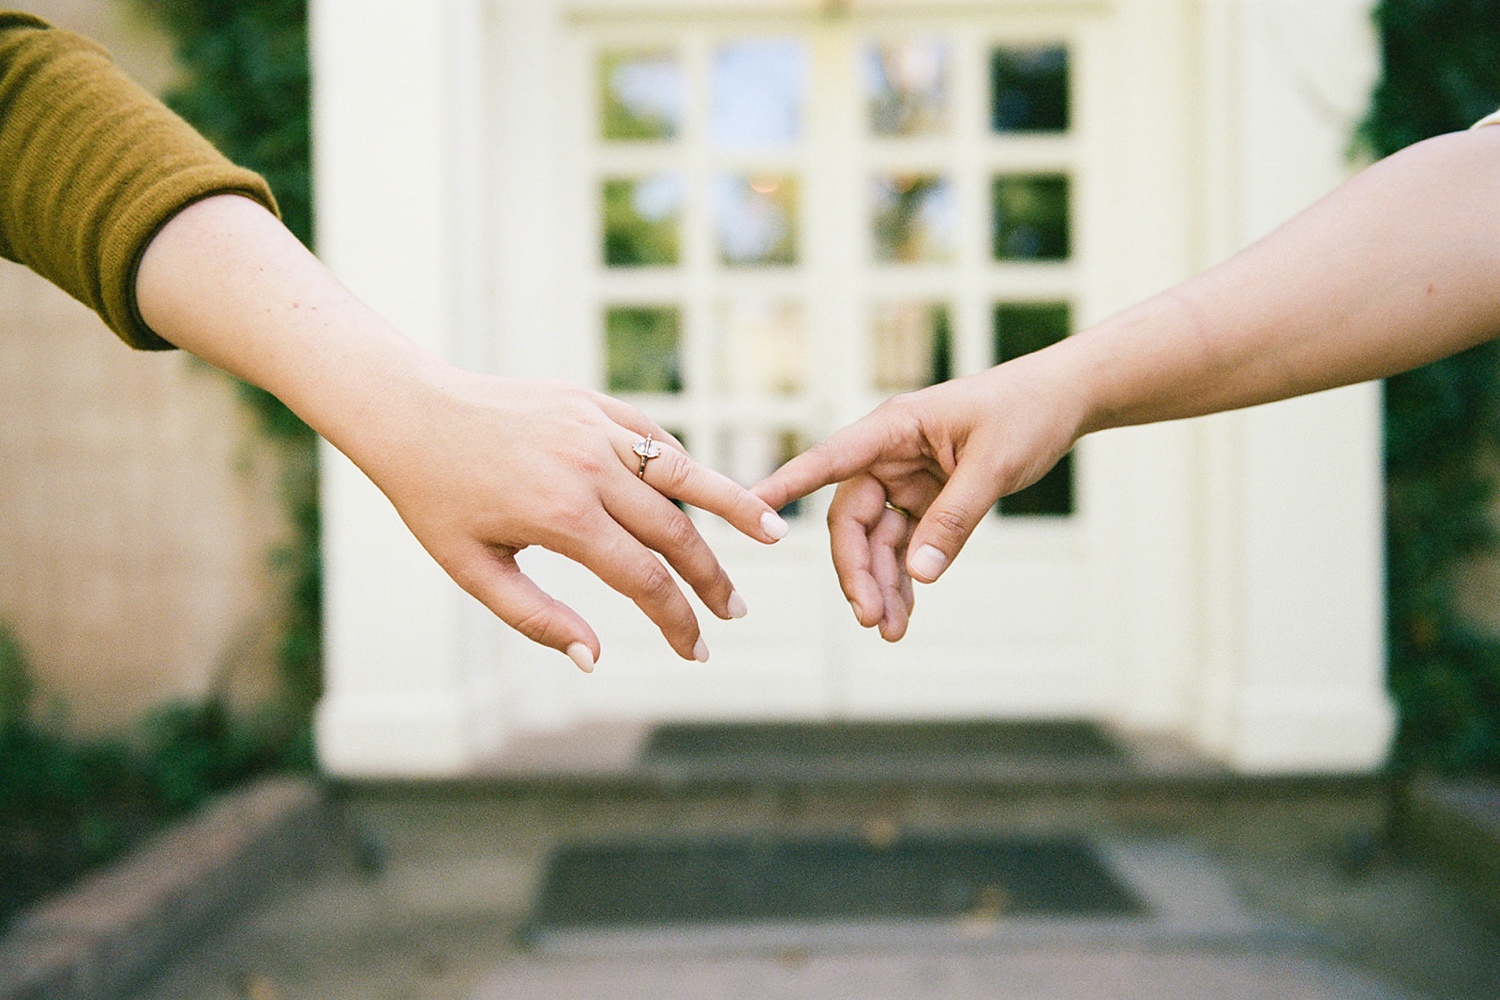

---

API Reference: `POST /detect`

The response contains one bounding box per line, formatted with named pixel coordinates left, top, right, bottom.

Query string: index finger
left=620, top=434, right=790, bottom=543
left=753, top=417, right=895, bottom=511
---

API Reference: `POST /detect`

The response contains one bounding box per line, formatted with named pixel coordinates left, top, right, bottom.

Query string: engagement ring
left=633, top=435, right=662, bottom=478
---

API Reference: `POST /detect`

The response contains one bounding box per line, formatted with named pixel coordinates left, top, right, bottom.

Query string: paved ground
left=125, top=777, right=1500, bottom=1000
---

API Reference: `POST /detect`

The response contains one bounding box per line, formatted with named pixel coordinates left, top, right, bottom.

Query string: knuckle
left=510, top=603, right=563, bottom=648
left=661, top=510, right=701, bottom=553
left=553, top=497, right=600, bottom=535
left=568, top=447, right=610, bottom=481
left=925, top=505, right=971, bottom=541
left=654, top=449, right=693, bottom=491
left=636, top=562, right=680, bottom=605
left=876, top=391, right=919, bottom=423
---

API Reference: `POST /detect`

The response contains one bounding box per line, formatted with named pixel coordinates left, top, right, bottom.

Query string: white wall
left=1188, top=0, right=1391, bottom=770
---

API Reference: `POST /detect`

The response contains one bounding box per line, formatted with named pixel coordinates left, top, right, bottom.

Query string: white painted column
left=311, top=0, right=498, bottom=775
left=1192, top=0, right=1393, bottom=771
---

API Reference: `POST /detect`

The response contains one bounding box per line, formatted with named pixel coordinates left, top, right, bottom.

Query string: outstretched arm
left=756, top=123, right=1500, bottom=640
left=1, top=15, right=785, bottom=671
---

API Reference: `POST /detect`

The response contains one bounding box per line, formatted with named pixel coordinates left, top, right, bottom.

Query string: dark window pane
left=992, top=174, right=1069, bottom=261
left=716, top=175, right=799, bottom=266
left=606, top=306, right=682, bottom=394
left=871, top=175, right=955, bottom=263
left=599, top=50, right=684, bottom=141
left=603, top=176, right=682, bottom=267
left=994, top=302, right=1069, bottom=364
left=990, top=45, right=1068, bottom=133
left=871, top=302, right=951, bottom=392
left=994, top=303, right=1072, bottom=516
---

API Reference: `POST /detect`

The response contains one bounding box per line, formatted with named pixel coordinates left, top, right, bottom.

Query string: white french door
left=504, top=2, right=1140, bottom=726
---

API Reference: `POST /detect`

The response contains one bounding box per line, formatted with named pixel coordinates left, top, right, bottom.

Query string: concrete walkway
left=0, top=721, right=1474, bottom=999
left=122, top=769, right=1500, bottom=1000
left=475, top=948, right=1409, bottom=1000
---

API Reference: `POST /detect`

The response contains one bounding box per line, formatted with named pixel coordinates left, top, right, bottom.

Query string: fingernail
left=566, top=642, right=595, bottom=673
left=761, top=510, right=790, bottom=541
left=727, top=591, right=748, bottom=619
left=849, top=599, right=865, bottom=624
left=693, top=638, right=710, bottom=663
left=909, top=544, right=948, bottom=582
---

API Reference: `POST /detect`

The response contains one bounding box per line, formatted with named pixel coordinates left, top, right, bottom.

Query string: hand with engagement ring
left=136, top=198, right=790, bottom=674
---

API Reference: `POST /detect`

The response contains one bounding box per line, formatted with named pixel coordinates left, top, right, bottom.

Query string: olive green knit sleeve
left=0, top=12, right=278, bottom=350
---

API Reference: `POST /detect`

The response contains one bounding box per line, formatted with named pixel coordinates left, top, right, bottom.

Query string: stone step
left=1398, top=777, right=1500, bottom=920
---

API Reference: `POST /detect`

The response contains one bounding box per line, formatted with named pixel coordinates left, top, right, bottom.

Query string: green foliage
left=602, top=179, right=681, bottom=266
left=0, top=633, right=310, bottom=931
left=135, top=0, right=311, bottom=247
left=1361, top=0, right=1500, bottom=773
left=133, top=0, right=321, bottom=719
left=0, top=622, right=32, bottom=731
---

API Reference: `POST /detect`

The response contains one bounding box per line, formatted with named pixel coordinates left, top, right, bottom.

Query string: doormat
left=527, top=833, right=1145, bottom=937
left=639, top=720, right=1131, bottom=782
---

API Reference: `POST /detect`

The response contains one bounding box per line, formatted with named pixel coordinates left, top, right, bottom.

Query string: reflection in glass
left=994, top=303, right=1072, bottom=515
left=716, top=175, right=798, bottom=265
left=992, top=174, right=1069, bottom=261
left=872, top=175, right=955, bottom=263
left=712, top=39, right=807, bottom=147
left=603, top=176, right=682, bottom=267
left=720, top=428, right=807, bottom=516
left=599, top=50, right=684, bottom=140
left=990, top=45, right=1069, bottom=133
left=605, top=305, right=682, bottom=394
left=871, top=302, right=951, bottom=393
left=718, top=301, right=805, bottom=396
left=867, top=40, right=950, bottom=136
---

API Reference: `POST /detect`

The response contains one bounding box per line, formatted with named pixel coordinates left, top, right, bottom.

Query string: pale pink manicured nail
left=761, top=510, right=790, bottom=540
left=909, top=544, right=948, bottom=582
left=727, top=591, right=748, bottom=619
left=693, top=637, right=710, bottom=662
left=566, top=642, right=595, bottom=673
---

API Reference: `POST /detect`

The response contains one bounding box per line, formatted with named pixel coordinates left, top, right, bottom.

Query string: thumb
left=905, top=463, right=999, bottom=583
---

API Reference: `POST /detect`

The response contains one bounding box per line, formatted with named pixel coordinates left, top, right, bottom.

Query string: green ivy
left=1360, top=0, right=1500, bottom=773
left=133, top=0, right=321, bottom=723
left=0, top=626, right=311, bottom=931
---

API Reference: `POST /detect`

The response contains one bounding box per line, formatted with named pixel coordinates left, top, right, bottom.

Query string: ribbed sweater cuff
left=0, top=17, right=278, bottom=349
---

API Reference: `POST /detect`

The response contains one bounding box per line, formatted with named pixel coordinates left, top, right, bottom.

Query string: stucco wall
left=0, top=1, right=291, bottom=733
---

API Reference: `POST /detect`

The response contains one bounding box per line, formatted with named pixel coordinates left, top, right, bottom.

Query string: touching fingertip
left=727, top=591, right=748, bottom=619
left=761, top=510, right=790, bottom=541
left=566, top=642, right=595, bottom=674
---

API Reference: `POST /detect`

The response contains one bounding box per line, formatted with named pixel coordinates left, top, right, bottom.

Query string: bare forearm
left=1064, top=127, right=1500, bottom=436
left=134, top=193, right=441, bottom=470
